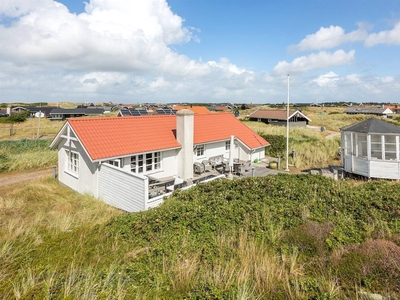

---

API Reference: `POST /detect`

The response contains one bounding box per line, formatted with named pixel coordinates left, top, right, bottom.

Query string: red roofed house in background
left=172, top=105, right=210, bottom=114
left=50, top=110, right=269, bottom=212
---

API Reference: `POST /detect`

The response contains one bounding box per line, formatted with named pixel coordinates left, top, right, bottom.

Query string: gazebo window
left=357, top=133, right=367, bottom=157
left=384, top=136, right=397, bottom=160
left=344, top=133, right=351, bottom=155
left=370, top=134, right=382, bottom=160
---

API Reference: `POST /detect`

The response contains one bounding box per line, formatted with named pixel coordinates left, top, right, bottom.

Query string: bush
left=0, top=111, right=30, bottom=124
left=261, top=134, right=286, bottom=157
left=332, top=239, right=400, bottom=295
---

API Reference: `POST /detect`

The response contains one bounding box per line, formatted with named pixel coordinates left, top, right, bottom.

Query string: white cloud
left=273, top=50, right=355, bottom=75
left=345, top=73, right=362, bottom=84
left=364, top=22, right=400, bottom=47
left=313, top=71, right=339, bottom=87
left=292, top=24, right=368, bottom=51
left=0, top=0, right=194, bottom=72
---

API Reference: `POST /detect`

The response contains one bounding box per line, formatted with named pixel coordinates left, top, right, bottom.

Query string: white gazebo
left=341, top=118, right=400, bottom=179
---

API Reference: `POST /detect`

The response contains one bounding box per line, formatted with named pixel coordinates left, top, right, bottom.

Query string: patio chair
left=234, top=164, right=246, bottom=177
left=222, top=162, right=231, bottom=173
left=202, top=160, right=213, bottom=172
left=164, top=178, right=176, bottom=191
left=244, top=160, right=251, bottom=172
left=194, top=162, right=204, bottom=174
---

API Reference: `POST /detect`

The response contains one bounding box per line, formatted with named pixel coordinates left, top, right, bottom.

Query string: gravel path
left=306, top=125, right=340, bottom=139
left=0, top=168, right=53, bottom=187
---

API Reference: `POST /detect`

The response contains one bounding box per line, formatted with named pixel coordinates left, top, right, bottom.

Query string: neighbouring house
left=249, top=109, right=311, bottom=126
left=49, top=107, right=105, bottom=120
left=117, top=109, right=150, bottom=117
left=0, top=109, right=9, bottom=117
left=340, top=118, right=400, bottom=179
left=385, top=105, right=400, bottom=114
left=172, top=105, right=210, bottom=114
left=7, top=106, right=57, bottom=118
left=344, top=107, right=393, bottom=116
left=50, top=110, right=269, bottom=212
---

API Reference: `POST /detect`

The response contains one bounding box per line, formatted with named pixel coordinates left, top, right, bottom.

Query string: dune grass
left=243, top=120, right=341, bottom=171
left=0, top=117, right=64, bottom=140
left=0, top=139, right=57, bottom=172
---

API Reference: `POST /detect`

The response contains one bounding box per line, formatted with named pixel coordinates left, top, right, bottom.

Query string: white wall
left=58, top=136, right=98, bottom=197
left=193, top=140, right=253, bottom=163
left=98, top=163, right=148, bottom=212
left=353, top=157, right=369, bottom=177
left=370, top=161, right=400, bottom=179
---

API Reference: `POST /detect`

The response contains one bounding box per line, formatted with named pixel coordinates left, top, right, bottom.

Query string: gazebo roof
left=341, top=117, right=400, bottom=134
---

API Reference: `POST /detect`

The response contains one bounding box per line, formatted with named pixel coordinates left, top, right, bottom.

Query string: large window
left=67, top=151, right=79, bottom=173
left=384, top=135, right=397, bottom=160
left=370, top=134, right=382, bottom=160
left=356, top=133, right=367, bottom=157
left=344, top=133, right=351, bottom=155
left=196, top=144, right=205, bottom=156
left=131, top=152, right=161, bottom=173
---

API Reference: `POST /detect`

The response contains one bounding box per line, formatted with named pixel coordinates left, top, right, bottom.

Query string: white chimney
left=176, top=109, right=194, bottom=180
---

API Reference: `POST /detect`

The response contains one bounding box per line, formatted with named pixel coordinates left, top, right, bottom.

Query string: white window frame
left=225, top=141, right=231, bottom=151
left=66, top=150, right=79, bottom=175
left=370, top=134, right=382, bottom=160
left=107, top=158, right=122, bottom=168
left=196, top=144, right=205, bottom=156
left=131, top=152, right=161, bottom=174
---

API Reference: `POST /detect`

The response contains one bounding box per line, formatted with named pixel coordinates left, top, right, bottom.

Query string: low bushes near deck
left=1, top=175, right=399, bottom=299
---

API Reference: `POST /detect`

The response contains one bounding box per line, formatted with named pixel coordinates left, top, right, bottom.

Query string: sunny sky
left=0, top=0, right=399, bottom=104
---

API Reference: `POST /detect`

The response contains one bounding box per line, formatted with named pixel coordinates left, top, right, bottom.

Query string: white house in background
left=344, top=107, right=393, bottom=116
left=50, top=110, right=269, bottom=212
left=341, top=118, right=400, bottom=179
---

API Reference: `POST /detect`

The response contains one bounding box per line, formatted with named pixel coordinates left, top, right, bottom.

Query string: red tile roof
left=173, top=105, right=210, bottom=114
left=194, top=113, right=269, bottom=149
left=64, top=113, right=269, bottom=161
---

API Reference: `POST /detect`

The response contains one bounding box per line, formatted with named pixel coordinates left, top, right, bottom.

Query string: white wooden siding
left=370, top=161, right=400, bottom=180
left=353, top=157, right=369, bottom=177
left=343, top=156, right=352, bottom=173
left=98, top=163, right=148, bottom=212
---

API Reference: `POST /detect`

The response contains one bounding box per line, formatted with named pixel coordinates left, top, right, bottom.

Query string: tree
left=7, top=111, right=30, bottom=123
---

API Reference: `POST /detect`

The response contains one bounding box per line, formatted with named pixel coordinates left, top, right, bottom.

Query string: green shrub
left=261, top=134, right=286, bottom=157
left=0, top=111, right=30, bottom=124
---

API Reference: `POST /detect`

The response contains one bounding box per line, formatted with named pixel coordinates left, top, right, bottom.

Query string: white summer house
left=340, top=118, right=400, bottom=179
left=50, top=110, right=269, bottom=212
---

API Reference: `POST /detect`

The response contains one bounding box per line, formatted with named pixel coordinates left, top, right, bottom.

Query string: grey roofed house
left=340, top=118, right=400, bottom=179
left=24, top=106, right=57, bottom=117
left=344, top=107, right=393, bottom=116
left=341, top=117, right=400, bottom=134
left=49, top=107, right=105, bottom=120
left=249, top=109, right=311, bottom=126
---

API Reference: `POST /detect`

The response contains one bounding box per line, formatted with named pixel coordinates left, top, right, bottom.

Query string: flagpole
left=285, top=74, right=290, bottom=172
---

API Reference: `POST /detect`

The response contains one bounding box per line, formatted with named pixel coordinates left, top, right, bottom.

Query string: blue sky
left=0, top=0, right=399, bottom=104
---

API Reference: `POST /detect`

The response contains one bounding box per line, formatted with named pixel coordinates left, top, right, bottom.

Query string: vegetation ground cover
left=0, top=139, right=57, bottom=172
left=1, top=175, right=399, bottom=299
